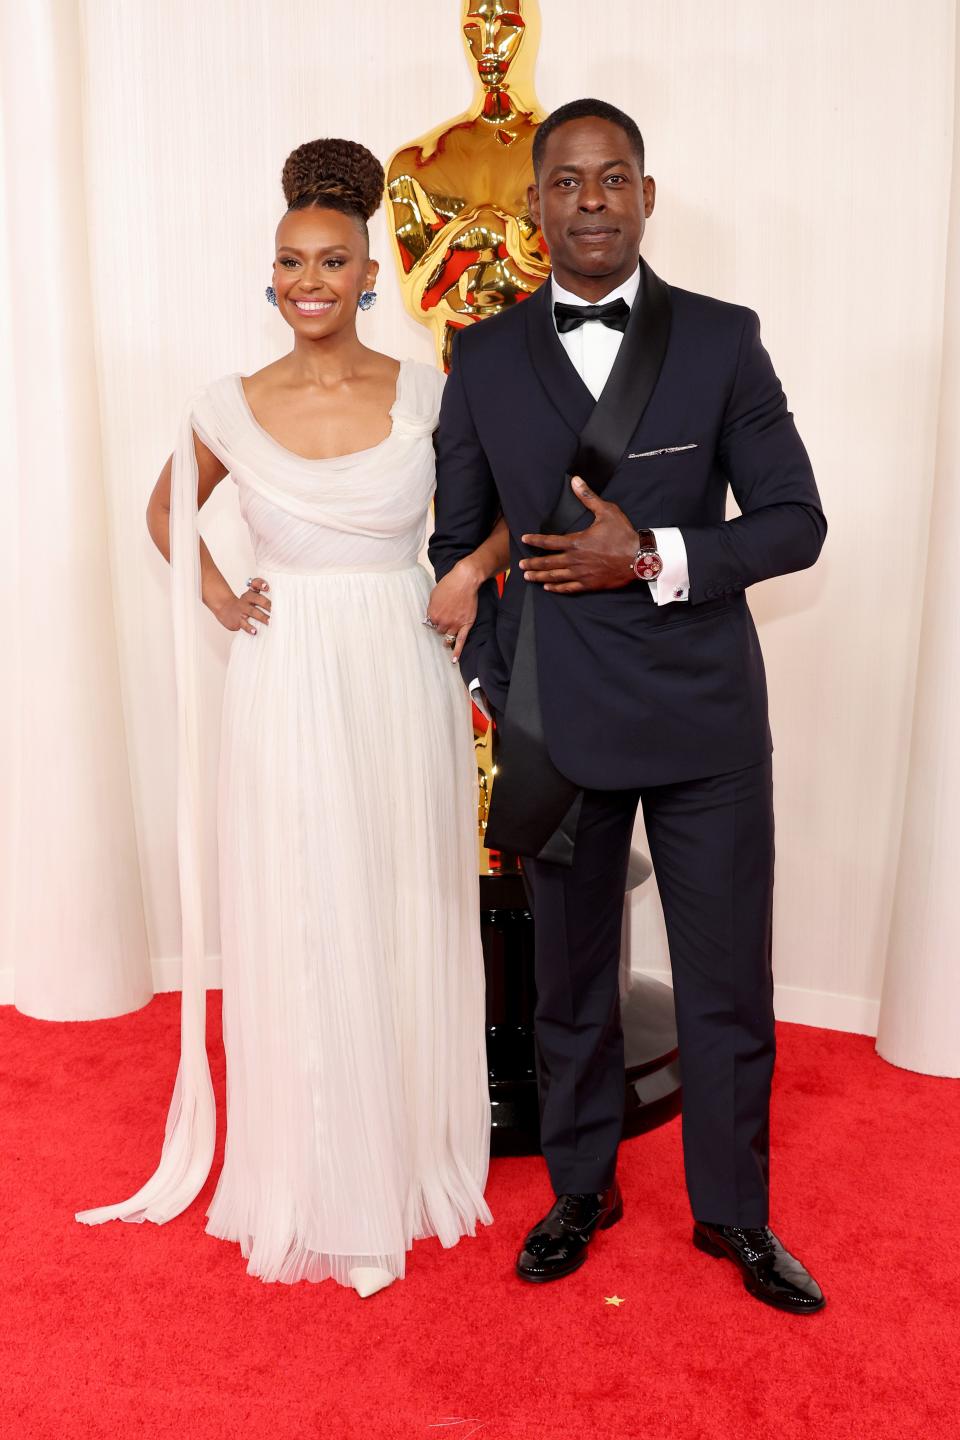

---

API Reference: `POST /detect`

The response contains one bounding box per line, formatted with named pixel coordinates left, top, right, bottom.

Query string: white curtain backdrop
left=0, top=0, right=956, bottom=1072
left=0, top=0, right=150, bottom=1019
left=877, top=11, right=960, bottom=1077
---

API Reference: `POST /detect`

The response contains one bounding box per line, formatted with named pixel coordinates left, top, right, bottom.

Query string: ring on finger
left=444, top=633, right=456, bottom=647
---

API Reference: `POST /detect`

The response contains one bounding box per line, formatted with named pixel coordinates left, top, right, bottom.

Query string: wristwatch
left=632, top=528, right=663, bottom=582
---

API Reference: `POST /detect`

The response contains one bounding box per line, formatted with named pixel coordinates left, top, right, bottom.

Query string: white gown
left=77, top=359, right=492, bottom=1287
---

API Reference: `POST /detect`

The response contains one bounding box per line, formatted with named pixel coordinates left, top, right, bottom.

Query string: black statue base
left=481, top=870, right=682, bottom=1157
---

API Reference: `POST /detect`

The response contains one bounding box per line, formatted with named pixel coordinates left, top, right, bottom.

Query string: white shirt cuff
left=649, top=527, right=690, bottom=604
left=469, top=678, right=491, bottom=721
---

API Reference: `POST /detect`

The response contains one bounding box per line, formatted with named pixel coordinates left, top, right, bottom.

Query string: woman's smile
left=291, top=297, right=336, bottom=315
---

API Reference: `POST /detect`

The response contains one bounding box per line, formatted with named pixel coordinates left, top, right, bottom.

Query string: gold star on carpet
left=604, top=1295, right=626, bottom=1307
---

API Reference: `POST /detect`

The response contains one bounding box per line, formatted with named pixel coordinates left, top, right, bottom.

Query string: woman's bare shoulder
left=356, top=348, right=402, bottom=390
left=239, top=356, right=289, bottom=401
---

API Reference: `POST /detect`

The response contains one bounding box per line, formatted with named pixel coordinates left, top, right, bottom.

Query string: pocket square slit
left=628, top=443, right=699, bottom=459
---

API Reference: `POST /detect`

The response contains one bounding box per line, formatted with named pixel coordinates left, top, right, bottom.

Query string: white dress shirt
left=551, top=267, right=690, bottom=605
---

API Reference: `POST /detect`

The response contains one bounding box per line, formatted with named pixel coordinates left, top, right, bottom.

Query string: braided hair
left=281, top=138, right=384, bottom=241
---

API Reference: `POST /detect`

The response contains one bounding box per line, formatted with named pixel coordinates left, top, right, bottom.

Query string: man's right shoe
left=516, top=1183, right=623, bottom=1283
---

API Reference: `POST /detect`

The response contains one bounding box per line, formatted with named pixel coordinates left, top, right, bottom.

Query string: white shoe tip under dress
left=76, top=359, right=492, bottom=1289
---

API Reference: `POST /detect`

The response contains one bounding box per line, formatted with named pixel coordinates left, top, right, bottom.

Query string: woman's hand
left=211, top=577, right=271, bottom=636
left=426, top=559, right=483, bottom=662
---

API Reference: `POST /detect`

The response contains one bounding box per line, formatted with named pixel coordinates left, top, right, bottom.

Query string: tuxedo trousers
left=523, top=757, right=775, bottom=1226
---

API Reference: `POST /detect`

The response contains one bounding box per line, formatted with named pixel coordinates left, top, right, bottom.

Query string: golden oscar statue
left=385, top=0, right=550, bottom=372
left=386, top=0, right=550, bottom=869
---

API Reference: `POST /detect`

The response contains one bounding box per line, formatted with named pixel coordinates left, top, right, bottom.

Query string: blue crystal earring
left=358, top=290, right=378, bottom=312
left=265, top=285, right=278, bottom=306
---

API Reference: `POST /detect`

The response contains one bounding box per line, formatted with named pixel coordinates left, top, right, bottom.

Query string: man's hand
left=520, top=477, right=640, bottom=593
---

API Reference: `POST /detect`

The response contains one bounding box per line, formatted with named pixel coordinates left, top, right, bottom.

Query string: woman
left=77, top=139, right=505, bottom=1297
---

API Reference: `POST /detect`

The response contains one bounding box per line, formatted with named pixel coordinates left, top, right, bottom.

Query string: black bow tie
left=553, top=297, right=631, bottom=335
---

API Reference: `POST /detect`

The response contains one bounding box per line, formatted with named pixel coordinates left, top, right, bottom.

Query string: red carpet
left=1, top=997, right=958, bottom=1440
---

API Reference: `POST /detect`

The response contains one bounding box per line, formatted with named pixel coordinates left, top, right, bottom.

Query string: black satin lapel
left=484, top=593, right=583, bottom=863
left=523, top=281, right=595, bottom=440
left=547, top=259, right=673, bottom=533
left=577, top=259, right=672, bottom=484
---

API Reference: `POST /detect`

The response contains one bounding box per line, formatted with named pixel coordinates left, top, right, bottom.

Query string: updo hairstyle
left=281, top=138, right=384, bottom=241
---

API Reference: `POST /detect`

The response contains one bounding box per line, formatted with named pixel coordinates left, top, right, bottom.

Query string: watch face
left=633, top=550, right=663, bottom=582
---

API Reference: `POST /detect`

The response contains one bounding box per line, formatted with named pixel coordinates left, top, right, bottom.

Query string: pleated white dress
left=77, top=359, right=492, bottom=1287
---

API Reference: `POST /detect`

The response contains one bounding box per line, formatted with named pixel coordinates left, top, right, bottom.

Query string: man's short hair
left=532, top=98, right=645, bottom=181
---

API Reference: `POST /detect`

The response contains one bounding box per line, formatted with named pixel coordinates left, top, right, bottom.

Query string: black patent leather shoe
left=516, top=1184, right=623, bottom=1283
left=693, top=1222, right=825, bottom=1314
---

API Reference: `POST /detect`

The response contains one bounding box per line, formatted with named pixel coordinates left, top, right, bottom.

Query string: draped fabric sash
left=76, top=402, right=215, bottom=1224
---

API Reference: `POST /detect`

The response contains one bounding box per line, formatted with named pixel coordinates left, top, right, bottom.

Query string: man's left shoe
left=693, top=1222, right=826, bottom=1314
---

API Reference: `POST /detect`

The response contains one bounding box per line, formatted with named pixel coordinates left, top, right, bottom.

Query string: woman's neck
left=284, top=330, right=369, bottom=387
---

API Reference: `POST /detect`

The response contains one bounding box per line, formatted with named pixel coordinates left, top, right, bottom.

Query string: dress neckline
left=234, top=360, right=405, bottom=466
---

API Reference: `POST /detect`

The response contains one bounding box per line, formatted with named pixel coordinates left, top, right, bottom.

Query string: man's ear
left=527, top=183, right=541, bottom=226
left=643, top=175, right=656, bottom=219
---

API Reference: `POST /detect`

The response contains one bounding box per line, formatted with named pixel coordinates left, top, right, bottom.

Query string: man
left=429, top=98, right=827, bottom=1313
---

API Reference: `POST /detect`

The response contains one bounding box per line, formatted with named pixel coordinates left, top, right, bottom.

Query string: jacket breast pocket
left=615, top=441, right=714, bottom=529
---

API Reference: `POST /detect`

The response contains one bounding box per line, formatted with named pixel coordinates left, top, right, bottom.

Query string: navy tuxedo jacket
left=429, top=264, right=827, bottom=791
